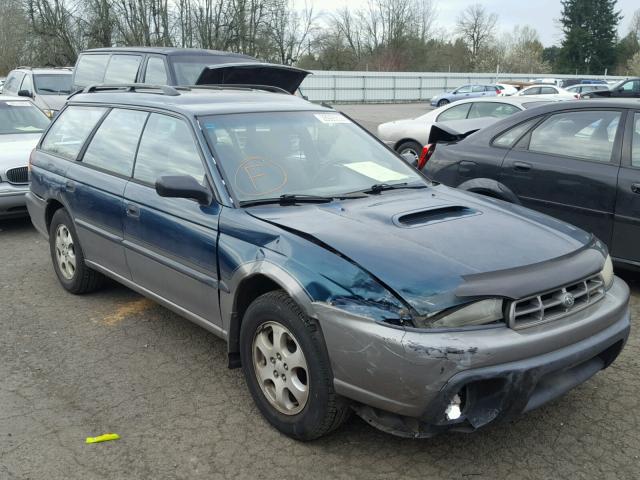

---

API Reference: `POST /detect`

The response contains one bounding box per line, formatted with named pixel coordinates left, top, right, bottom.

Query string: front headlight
left=421, top=299, right=504, bottom=329
left=601, top=255, right=614, bottom=290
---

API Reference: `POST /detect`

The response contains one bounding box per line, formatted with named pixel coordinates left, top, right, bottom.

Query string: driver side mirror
left=155, top=175, right=212, bottom=205
left=18, top=89, right=32, bottom=98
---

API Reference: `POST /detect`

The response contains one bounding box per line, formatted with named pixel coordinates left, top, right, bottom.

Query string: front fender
left=457, top=178, right=521, bottom=205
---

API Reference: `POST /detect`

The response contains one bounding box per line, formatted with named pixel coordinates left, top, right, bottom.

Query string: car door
left=123, top=112, right=221, bottom=325
left=499, top=109, right=624, bottom=245
left=611, top=110, right=640, bottom=264
left=66, top=107, right=148, bottom=278
left=452, top=85, right=472, bottom=101
left=470, top=85, right=486, bottom=98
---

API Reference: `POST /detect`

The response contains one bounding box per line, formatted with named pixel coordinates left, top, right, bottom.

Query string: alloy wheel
left=252, top=321, right=309, bottom=415
left=55, top=224, right=76, bottom=280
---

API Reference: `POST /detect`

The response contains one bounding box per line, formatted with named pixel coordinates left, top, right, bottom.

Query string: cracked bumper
left=0, top=184, right=29, bottom=218
left=314, top=277, right=630, bottom=437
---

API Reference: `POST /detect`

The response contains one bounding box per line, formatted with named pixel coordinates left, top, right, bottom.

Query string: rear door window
left=522, top=87, right=541, bottom=95
left=540, top=87, right=557, bottom=95
left=40, top=106, right=107, bottom=160
left=133, top=114, right=205, bottom=185
left=82, top=108, right=148, bottom=177
left=103, top=55, right=142, bottom=83
left=528, top=110, right=621, bottom=162
left=144, top=56, right=168, bottom=84
left=74, top=54, right=110, bottom=88
left=471, top=85, right=484, bottom=93
left=437, top=103, right=471, bottom=121
left=492, top=118, right=540, bottom=148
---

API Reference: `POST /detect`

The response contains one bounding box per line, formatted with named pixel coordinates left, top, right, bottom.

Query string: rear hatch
left=195, top=63, right=310, bottom=94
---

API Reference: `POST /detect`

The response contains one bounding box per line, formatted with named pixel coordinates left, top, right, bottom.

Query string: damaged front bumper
left=313, top=277, right=630, bottom=438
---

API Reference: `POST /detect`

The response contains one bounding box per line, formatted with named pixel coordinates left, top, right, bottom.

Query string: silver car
left=0, top=96, right=50, bottom=218
left=378, top=97, right=553, bottom=162
left=2, top=67, right=73, bottom=118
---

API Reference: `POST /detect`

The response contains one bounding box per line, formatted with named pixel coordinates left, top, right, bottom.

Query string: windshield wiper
left=362, top=182, right=428, bottom=194
left=239, top=193, right=366, bottom=207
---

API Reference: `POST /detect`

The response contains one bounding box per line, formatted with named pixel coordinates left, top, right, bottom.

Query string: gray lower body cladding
left=313, top=278, right=630, bottom=437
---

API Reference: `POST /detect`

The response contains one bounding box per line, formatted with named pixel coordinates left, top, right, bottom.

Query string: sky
left=309, top=0, right=639, bottom=47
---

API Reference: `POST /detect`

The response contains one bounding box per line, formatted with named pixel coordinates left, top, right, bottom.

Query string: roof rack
left=81, top=84, right=189, bottom=96
left=189, top=84, right=290, bottom=95
left=17, top=66, right=73, bottom=71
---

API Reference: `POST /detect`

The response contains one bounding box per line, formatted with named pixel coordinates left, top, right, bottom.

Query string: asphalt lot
left=1, top=103, right=639, bottom=480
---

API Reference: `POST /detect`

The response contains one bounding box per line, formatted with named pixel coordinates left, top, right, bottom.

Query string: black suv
left=72, top=47, right=309, bottom=94
left=583, top=78, right=640, bottom=99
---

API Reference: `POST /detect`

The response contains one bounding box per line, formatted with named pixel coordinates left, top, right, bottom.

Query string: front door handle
left=65, top=180, right=75, bottom=192
left=513, top=161, right=531, bottom=172
left=126, top=203, right=140, bottom=218
left=631, top=183, right=640, bottom=194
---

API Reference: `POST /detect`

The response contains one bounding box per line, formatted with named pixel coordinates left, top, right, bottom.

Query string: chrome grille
left=508, top=274, right=605, bottom=329
left=5, top=167, right=29, bottom=184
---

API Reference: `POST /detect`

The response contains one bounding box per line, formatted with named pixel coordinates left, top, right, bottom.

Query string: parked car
left=495, top=83, right=518, bottom=96
left=423, top=100, right=640, bottom=268
left=514, top=84, right=579, bottom=100
left=27, top=85, right=629, bottom=440
left=565, top=84, right=610, bottom=95
left=0, top=96, right=50, bottom=218
left=430, top=84, right=499, bottom=107
left=561, top=78, right=608, bottom=88
left=529, top=78, right=562, bottom=86
left=582, top=78, right=640, bottom=99
left=0, top=77, right=5, bottom=94
left=377, top=97, right=552, bottom=162
left=2, top=67, right=73, bottom=118
left=72, top=47, right=309, bottom=93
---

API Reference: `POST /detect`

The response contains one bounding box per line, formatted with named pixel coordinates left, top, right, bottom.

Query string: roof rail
left=17, top=66, right=73, bottom=71
left=81, top=84, right=187, bottom=96
left=189, top=84, right=290, bottom=95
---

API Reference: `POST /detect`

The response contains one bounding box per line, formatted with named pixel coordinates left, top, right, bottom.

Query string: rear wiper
left=363, top=182, right=428, bottom=194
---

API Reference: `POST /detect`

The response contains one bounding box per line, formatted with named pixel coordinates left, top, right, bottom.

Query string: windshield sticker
left=234, top=157, right=288, bottom=196
left=344, top=161, right=410, bottom=182
left=5, top=102, right=30, bottom=107
left=314, top=113, right=352, bottom=124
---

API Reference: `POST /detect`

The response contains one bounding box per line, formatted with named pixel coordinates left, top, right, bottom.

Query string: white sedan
left=514, top=85, right=580, bottom=101
left=377, top=97, right=554, bottom=162
left=0, top=96, right=50, bottom=218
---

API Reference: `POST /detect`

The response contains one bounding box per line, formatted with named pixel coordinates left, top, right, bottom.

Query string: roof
left=68, top=87, right=330, bottom=116
left=82, top=47, right=255, bottom=59
left=0, top=95, right=29, bottom=101
left=14, top=67, right=73, bottom=75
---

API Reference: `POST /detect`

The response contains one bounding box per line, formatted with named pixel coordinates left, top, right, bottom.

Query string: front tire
left=240, top=290, right=350, bottom=440
left=49, top=208, right=104, bottom=294
left=437, top=99, right=449, bottom=107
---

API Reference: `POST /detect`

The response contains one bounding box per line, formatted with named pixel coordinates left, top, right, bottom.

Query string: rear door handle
left=126, top=203, right=140, bottom=218
left=513, top=161, right=531, bottom=172
left=65, top=180, right=75, bottom=192
left=631, top=183, right=640, bottom=194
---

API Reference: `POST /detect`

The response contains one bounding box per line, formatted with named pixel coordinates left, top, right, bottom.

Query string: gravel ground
left=1, top=103, right=639, bottom=480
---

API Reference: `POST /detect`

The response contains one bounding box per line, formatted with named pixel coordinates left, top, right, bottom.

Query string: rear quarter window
left=74, top=55, right=110, bottom=88
left=40, top=106, right=107, bottom=160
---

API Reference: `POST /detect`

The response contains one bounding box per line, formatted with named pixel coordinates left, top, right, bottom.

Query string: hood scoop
left=394, top=205, right=479, bottom=228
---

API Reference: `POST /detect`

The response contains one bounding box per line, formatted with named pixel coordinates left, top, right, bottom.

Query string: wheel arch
left=223, top=262, right=315, bottom=368
left=457, top=178, right=521, bottom=204
left=394, top=138, right=421, bottom=152
left=45, top=198, right=68, bottom=232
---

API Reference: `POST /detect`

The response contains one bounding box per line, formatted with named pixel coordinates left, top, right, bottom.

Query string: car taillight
left=418, top=144, right=436, bottom=170
left=496, top=89, right=502, bottom=95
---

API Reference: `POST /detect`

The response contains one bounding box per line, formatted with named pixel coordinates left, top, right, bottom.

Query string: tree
left=456, top=3, right=497, bottom=69
left=557, top=0, right=622, bottom=74
left=628, top=51, right=640, bottom=75
left=500, top=26, right=550, bottom=73
left=0, top=0, right=29, bottom=74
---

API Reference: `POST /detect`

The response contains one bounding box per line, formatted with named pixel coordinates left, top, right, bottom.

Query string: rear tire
left=240, top=290, right=350, bottom=440
left=49, top=208, right=104, bottom=294
left=437, top=99, right=449, bottom=107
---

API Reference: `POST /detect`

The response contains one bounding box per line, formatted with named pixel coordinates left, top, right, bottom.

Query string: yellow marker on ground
left=85, top=433, right=120, bottom=444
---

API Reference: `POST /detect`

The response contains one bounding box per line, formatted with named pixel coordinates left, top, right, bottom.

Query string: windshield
left=0, top=100, right=50, bottom=134
left=34, top=74, right=72, bottom=94
left=199, top=111, right=424, bottom=202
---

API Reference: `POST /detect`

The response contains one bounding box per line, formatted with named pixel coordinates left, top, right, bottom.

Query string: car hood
left=1, top=133, right=40, bottom=169
left=195, top=63, right=310, bottom=94
left=247, top=185, right=595, bottom=315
